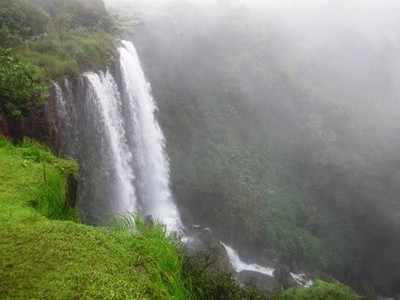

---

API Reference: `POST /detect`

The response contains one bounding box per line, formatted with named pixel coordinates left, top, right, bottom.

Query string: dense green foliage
left=0, top=0, right=114, bottom=47
left=16, top=31, right=116, bottom=79
left=182, top=252, right=267, bottom=300
left=0, top=49, right=47, bottom=119
left=0, top=0, right=116, bottom=118
left=31, top=0, right=114, bottom=33
left=279, top=280, right=360, bottom=300
left=0, top=0, right=49, bottom=47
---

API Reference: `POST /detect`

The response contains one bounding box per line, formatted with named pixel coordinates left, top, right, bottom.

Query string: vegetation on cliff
left=0, top=0, right=116, bottom=119
left=0, top=49, right=47, bottom=119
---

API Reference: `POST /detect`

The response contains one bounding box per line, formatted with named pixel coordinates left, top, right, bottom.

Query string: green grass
left=0, top=137, right=190, bottom=300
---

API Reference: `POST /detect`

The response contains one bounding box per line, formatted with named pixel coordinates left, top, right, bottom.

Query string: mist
left=104, top=0, right=400, bottom=296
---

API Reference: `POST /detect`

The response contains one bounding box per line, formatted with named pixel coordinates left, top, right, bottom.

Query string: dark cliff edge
left=0, top=85, right=76, bottom=208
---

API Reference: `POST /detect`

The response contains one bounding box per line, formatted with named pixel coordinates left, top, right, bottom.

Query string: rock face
left=185, top=226, right=233, bottom=274
left=66, top=174, right=78, bottom=208
left=183, top=225, right=313, bottom=294
left=274, top=264, right=298, bottom=289
left=0, top=94, right=58, bottom=147
left=0, top=114, right=10, bottom=138
left=237, top=270, right=280, bottom=293
left=0, top=86, right=77, bottom=212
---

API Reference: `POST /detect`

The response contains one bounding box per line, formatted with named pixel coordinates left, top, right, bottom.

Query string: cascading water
left=222, top=242, right=313, bottom=287
left=53, top=40, right=183, bottom=233
left=222, top=243, right=275, bottom=277
left=84, top=71, right=137, bottom=215
left=118, top=41, right=183, bottom=233
left=54, top=82, right=68, bottom=121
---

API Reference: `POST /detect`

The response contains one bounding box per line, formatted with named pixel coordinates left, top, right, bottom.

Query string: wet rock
left=66, top=174, right=78, bottom=208
left=184, top=225, right=233, bottom=274
left=274, top=264, right=298, bottom=289
left=0, top=114, right=10, bottom=138
left=144, top=215, right=155, bottom=227
left=237, top=270, right=280, bottom=293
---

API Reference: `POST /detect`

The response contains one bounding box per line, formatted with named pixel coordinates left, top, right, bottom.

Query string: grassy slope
left=0, top=138, right=189, bottom=300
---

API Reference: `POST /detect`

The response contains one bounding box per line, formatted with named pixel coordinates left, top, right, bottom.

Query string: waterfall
left=54, top=40, right=182, bottom=233
left=54, top=82, right=68, bottom=121
left=221, top=243, right=275, bottom=277
left=118, top=41, right=183, bottom=233
left=222, top=243, right=313, bottom=287
left=84, top=71, right=137, bottom=215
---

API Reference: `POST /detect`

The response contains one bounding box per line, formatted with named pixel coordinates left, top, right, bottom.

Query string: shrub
left=278, top=280, right=360, bottom=300
left=182, top=252, right=267, bottom=300
left=0, top=0, right=49, bottom=46
left=263, top=188, right=325, bottom=269
left=14, top=28, right=116, bottom=80
left=0, top=49, right=47, bottom=119
left=0, top=0, right=117, bottom=121
left=31, top=0, right=115, bottom=33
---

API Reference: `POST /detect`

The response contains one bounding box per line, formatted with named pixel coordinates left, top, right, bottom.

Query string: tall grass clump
left=111, top=216, right=191, bottom=299
left=13, top=138, right=78, bottom=221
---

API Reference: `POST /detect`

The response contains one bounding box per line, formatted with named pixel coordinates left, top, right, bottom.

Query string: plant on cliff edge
left=0, top=49, right=47, bottom=119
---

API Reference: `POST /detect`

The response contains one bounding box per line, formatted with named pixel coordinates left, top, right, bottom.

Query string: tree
left=0, top=0, right=49, bottom=47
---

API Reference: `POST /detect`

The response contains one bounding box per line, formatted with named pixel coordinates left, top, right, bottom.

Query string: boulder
left=237, top=270, right=280, bottom=293
left=274, top=264, right=298, bottom=289
left=184, top=225, right=233, bottom=274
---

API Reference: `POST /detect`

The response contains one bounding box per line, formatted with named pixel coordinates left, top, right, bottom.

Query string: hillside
left=0, top=138, right=191, bottom=299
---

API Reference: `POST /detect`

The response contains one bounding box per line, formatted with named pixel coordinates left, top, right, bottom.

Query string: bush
left=0, top=49, right=47, bottom=119
left=278, top=280, right=360, bottom=300
left=0, top=0, right=117, bottom=122
left=262, top=188, right=325, bottom=269
left=31, top=0, right=115, bottom=33
left=182, top=252, right=267, bottom=300
left=0, top=0, right=49, bottom=47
